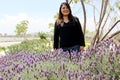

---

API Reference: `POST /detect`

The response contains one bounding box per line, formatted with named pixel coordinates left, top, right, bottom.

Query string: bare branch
left=109, top=30, right=120, bottom=39
left=66, top=0, right=72, bottom=4
left=92, top=0, right=109, bottom=46
left=93, top=5, right=97, bottom=28
left=91, top=0, right=104, bottom=46
left=101, top=20, right=120, bottom=40
left=87, top=3, right=100, bottom=30
left=66, top=0, right=69, bottom=3
left=100, top=11, right=110, bottom=38
left=96, top=0, right=109, bottom=42
left=68, top=0, right=72, bottom=4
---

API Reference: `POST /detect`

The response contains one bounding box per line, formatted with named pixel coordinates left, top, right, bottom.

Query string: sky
left=0, top=0, right=65, bottom=35
left=0, top=0, right=119, bottom=35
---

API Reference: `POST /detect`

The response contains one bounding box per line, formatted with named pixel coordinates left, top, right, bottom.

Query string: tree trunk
left=80, top=0, right=86, bottom=36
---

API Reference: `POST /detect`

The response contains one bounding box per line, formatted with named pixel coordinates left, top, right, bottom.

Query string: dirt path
left=0, top=42, right=21, bottom=47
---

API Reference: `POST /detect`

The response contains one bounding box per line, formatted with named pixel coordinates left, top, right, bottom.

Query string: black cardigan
left=53, top=17, right=85, bottom=49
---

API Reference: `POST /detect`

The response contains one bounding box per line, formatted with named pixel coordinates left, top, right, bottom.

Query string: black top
left=53, top=17, right=85, bottom=49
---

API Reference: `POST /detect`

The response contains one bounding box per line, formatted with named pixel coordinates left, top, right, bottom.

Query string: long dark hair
left=57, top=2, right=75, bottom=25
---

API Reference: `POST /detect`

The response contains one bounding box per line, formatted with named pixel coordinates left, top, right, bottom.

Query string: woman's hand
left=79, top=46, right=85, bottom=51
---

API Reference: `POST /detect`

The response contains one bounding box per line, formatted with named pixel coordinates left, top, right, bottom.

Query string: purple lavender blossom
left=17, top=74, right=22, bottom=80
left=16, top=64, right=24, bottom=72
left=0, top=75, right=3, bottom=80
left=77, top=75, right=83, bottom=80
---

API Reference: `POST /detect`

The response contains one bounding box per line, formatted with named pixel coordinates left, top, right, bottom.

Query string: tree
left=66, top=0, right=120, bottom=46
left=38, top=32, right=48, bottom=40
left=15, top=20, right=29, bottom=39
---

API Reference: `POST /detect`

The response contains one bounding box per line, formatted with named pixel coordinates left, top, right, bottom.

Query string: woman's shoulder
left=55, top=19, right=63, bottom=25
left=73, top=16, right=79, bottom=20
left=72, top=16, right=79, bottom=23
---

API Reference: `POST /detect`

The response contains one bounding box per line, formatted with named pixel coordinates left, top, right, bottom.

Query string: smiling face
left=58, top=2, right=73, bottom=23
left=61, top=4, right=70, bottom=16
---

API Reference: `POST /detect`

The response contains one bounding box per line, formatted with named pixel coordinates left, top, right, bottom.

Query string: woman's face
left=61, top=4, right=70, bottom=16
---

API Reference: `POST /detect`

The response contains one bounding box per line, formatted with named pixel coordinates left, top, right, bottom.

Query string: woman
left=53, top=2, right=85, bottom=52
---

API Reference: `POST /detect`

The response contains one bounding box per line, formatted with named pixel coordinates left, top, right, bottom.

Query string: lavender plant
left=0, top=39, right=120, bottom=80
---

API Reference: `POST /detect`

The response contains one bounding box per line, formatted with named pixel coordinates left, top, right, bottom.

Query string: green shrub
left=6, top=39, right=52, bottom=54
left=0, top=47, right=5, bottom=51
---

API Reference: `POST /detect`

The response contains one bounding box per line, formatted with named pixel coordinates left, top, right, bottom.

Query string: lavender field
left=0, top=39, right=120, bottom=80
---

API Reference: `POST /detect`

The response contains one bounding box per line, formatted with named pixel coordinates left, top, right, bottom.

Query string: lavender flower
left=17, top=74, right=22, bottom=80
left=0, top=75, right=3, bottom=80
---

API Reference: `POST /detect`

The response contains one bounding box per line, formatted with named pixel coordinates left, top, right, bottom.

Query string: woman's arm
left=76, top=17, right=85, bottom=47
left=53, top=21, right=60, bottom=49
